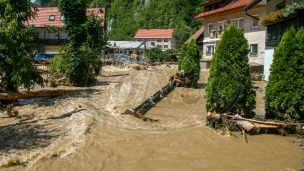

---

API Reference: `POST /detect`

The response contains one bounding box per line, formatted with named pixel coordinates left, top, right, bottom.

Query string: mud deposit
left=0, top=65, right=303, bottom=171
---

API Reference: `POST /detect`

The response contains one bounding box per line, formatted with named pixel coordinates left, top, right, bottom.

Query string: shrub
left=163, top=49, right=179, bottom=62
left=265, top=27, right=304, bottom=120
left=146, top=45, right=164, bottom=62
left=204, top=24, right=256, bottom=118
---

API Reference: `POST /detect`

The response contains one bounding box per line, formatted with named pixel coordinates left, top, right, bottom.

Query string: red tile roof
left=25, top=7, right=105, bottom=27
left=186, top=26, right=204, bottom=43
left=134, top=29, right=173, bottom=39
left=195, top=0, right=252, bottom=20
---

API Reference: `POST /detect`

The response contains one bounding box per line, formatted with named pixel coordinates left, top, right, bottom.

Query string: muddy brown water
left=0, top=65, right=303, bottom=171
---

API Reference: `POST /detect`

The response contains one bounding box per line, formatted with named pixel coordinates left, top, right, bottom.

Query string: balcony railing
left=209, top=30, right=223, bottom=39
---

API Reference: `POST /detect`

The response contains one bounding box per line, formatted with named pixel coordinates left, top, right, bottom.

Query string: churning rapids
left=0, top=65, right=303, bottom=171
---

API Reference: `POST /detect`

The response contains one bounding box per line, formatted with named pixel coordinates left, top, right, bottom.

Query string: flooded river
left=0, top=65, right=303, bottom=170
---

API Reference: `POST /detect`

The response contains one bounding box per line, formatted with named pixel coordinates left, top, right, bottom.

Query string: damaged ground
left=0, top=64, right=303, bottom=171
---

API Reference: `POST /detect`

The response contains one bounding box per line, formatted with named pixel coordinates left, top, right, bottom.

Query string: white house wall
left=35, top=28, right=45, bottom=39
left=264, top=47, right=274, bottom=81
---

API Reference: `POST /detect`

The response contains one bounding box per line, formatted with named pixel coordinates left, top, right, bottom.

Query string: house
left=25, top=7, right=105, bottom=45
left=186, top=26, right=205, bottom=53
left=246, top=0, right=304, bottom=81
left=194, top=0, right=266, bottom=68
left=134, top=29, right=173, bottom=50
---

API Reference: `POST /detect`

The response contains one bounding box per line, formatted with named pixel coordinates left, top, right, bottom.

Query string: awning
left=203, top=38, right=221, bottom=43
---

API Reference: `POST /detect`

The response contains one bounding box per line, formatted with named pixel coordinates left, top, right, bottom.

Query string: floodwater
left=0, top=65, right=303, bottom=171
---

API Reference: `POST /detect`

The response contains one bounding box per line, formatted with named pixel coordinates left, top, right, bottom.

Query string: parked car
left=34, top=52, right=56, bottom=60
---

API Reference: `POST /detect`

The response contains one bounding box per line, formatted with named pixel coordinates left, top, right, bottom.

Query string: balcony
left=265, top=9, right=304, bottom=47
left=209, top=30, right=215, bottom=38
left=209, top=30, right=223, bottom=39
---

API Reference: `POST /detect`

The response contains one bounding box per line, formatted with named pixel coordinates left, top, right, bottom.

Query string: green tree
left=85, top=14, right=106, bottom=75
left=172, top=23, right=192, bottom=50
left=58, top=0, right=87, bottom=49
left=0, top=0, right=43, bottom=92
left=146, top=46, right=164, bottom=62
left=204, top=25, right=256, bottom=118
left=163, top=48, right=179, bottom=62
left=51, top=0, right=103, bottom=85
left=177, top=39, right=201, bottom=87
left=265, top=27, right=304, bottom=120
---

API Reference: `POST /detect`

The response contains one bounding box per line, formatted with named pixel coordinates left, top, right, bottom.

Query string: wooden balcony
left=266, top=9, right=304, bottom=47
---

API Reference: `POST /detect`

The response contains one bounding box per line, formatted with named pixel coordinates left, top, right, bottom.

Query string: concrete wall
left=202, top=6, right=266, bottom=65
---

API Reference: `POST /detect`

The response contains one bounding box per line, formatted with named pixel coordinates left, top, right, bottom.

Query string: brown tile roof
left=186, top=26, right=204, bottom=43
left=194, top=0, right=252, bottom=20
left=134, top=29, right=173, bottom=39
left=25, top=7, right=105, bottom=27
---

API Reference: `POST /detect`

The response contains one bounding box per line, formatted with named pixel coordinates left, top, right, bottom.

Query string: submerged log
left=0, top=89, right=76, bottom=100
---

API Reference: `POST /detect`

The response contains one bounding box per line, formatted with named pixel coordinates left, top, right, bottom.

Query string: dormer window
left=60, top=16, right=65, bottom=21
left=49, top=15, right=55, bottom=21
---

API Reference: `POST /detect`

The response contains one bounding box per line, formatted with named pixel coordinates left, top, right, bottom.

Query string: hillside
left=40, top=0, right=204, bottom=40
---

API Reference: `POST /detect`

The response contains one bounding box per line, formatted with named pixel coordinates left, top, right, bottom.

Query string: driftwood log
left=0, top=89, right=77, bottom=100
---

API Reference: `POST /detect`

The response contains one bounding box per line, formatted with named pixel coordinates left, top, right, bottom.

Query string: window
left=218, top=21, right=228, bottom=31
left=250, top=44, right=258, bottom=56
left=164, top=45, right=168, bottom=48
left=233, top=18, right=243, bottom=30
left=208, top=23, right=213, bottom=33
left=206, top=45, right=214, bottom=56
left=60, top=16, right=65, bottom=21
left=138, top=39, right=142, bottom=42
left=251, top=14, right=259, bottom=29
left=49, top=15, right=55, bottom=21
left=164, top=39, right=168, bottom=42
left=157, top=39, right=161, bottom=42
left=151, top=42, right=155, bottom=46
left=32, top=32, right=39, bottom=39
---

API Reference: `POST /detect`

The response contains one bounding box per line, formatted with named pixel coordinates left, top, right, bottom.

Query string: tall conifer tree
left=204, top=25, right=256, bottom=118
left=265, top=27, right=304, bottom=119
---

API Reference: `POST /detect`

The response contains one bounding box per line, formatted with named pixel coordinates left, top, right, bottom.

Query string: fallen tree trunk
left=224, top=114, right=286, bottom=126
left=0, top=89, right=77, bottom=100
